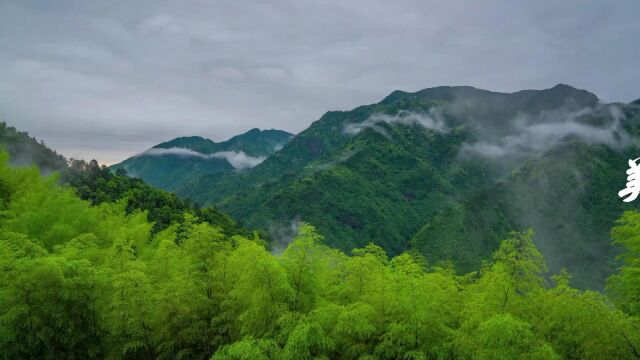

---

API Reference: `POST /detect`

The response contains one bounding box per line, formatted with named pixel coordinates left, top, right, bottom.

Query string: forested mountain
left=111, top=128, right=292, bottom=191
left=411, top=141, right=638, bottom=289
left=171, top=85, right=640, bottom=289
left=0, top=122, right=247, bottom=238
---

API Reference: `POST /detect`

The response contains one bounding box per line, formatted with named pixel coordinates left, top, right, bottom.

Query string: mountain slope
left=0, top=121, right=67, bottom=172
left=112, top=128, right=292, bottom=191
left=425, top=99, right=640, bottom=289
left=176, top=85, right=639, bottom=288
left=411, top=141, right=640, bottom=289
left=0, top=121, right=249, bottom=237
left=179, top=84, right=602, bottom=205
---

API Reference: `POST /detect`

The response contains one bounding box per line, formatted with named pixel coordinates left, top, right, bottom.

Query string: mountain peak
left=518, top=83, right=599, bottom=110
left=110, top=126, right=293, bottom=190
left=155, top=136, right=215, bottom=150
left=545, top=83, right=598, bottom=99
left=380, top=90, right=411, bottom=103
left=377, top=84, right=599, bottom=116
left=153, top=129, right=293, bottom=153
left=551, top=83, right=574, bottom=89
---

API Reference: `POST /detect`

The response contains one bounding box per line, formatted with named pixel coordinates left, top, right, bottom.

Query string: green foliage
left=0, top=120, right=248, bottom=238
left=467, top=314, right=560, bottom=360
left=608, top=211, right=640, bottom=316
left=1, top=153, right=640, bottom=359
left=0, top=256, right=105, bottom=360
left=62, top=158, right=245, bottom=236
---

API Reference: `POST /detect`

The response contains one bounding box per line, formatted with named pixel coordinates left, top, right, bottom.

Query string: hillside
left=0, top=121, right=67, bottom=172
left=175, top=85, right=640, bottom=288
left=0, top=122, right=248, bottom=237
left=412, top=99, right=640, bottom=289
left=411, top=141, right=640, bottom=289
left=111, top=128, right=292, bottom=191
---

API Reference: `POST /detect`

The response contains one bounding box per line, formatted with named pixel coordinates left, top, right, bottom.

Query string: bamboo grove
left=1, top=151, right=639, bottom=360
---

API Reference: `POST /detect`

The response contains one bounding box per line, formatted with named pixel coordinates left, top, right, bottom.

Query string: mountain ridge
left=111, top=127, right=293, bottom=191
left=155, top=128, right=293, bottom=156
left=171, top=84, right=638, bottom=288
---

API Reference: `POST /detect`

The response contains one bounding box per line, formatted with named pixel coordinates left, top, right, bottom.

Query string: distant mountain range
left=111, top=128, right=293, bottom=191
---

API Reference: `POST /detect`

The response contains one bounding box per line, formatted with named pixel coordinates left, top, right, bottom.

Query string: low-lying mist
left=460, top=105, right=631, bottom=159
left=343, top=109, right=448, bottom=137
left=140, top=147, right=266, bottom=170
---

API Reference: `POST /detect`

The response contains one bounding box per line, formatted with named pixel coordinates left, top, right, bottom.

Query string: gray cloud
left=141, top=147, right=265, bottom=170
left=1, top=1, right=639, bottom=164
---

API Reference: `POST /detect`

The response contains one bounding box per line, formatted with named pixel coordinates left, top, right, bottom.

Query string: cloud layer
left=1, top=1, right=639, bottom=164
left=141, top=147, right=265, bottom=170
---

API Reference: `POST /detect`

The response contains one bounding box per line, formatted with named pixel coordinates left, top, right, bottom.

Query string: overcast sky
left=1, top=0, right=639, bottom=165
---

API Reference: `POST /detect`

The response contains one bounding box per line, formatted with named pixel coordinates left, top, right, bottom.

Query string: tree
left=281, top=224, right=326, bottom=313
left=607, top=211, right=640, bottom=316
left=0, top=257, right=105, bottom=359
left=469, top=314, right=559, bottom=360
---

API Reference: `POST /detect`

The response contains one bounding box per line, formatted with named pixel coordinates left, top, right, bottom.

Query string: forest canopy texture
left=1, top=151, right=640, bottom=360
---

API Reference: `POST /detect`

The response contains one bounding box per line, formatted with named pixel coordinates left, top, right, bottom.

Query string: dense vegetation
left=411, top=141, right=640, bottom=289
left=62, top=159, right=244, bottom=237
left=0, top=121, right=246, bottom=237
left=169, top=85, right=640, bottom=289
left=1, top=152, right=640, bottom=359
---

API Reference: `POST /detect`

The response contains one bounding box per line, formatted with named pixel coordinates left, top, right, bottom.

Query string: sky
left=1, top=1, right=639, bottom=165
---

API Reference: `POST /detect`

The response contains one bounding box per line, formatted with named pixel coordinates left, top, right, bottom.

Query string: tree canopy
left=0, top=151, right=639, bottom=359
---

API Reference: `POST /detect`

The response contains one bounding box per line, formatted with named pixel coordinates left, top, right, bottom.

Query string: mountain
left=111, top=128, right=293, bottom=191
left=0, top=122, right=249, bottom=237
left=0, top=121, right=67, bottom=172
left=410, top=141, right=638, bottom=289
left=173, top=84, right=640, bottom=289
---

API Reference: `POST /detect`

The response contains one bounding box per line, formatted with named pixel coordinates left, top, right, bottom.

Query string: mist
left=211, top=151, right=266, bottom=170
left=344, top=109, right=448, bottom=137
left=460, top=105, right=631, bottom=159
left=267, top=217, right=302, bottom=255
left=139, top=147, right=266, bottom=170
